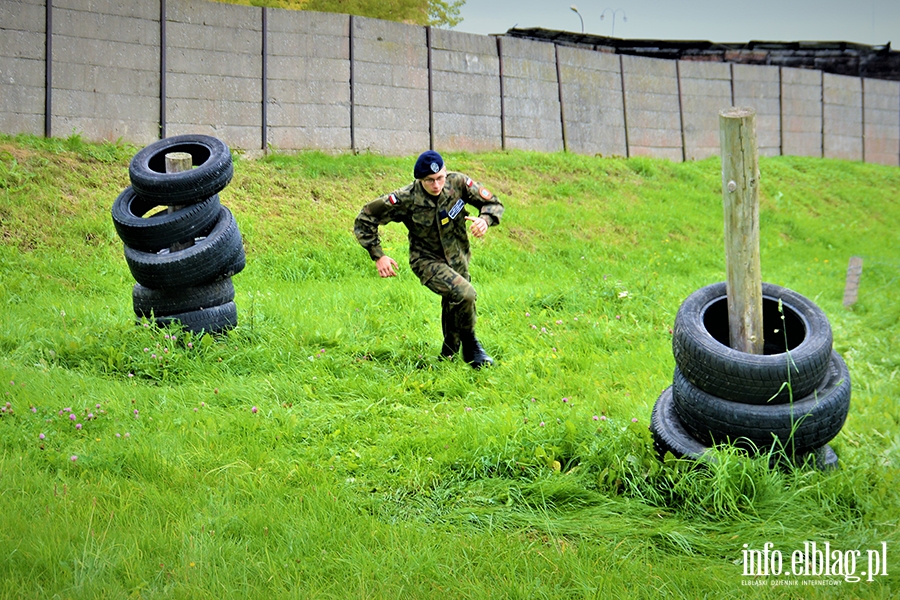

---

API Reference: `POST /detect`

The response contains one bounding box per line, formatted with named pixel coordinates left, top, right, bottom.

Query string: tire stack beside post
left=111, top=135, right=245, bottom=334
left=650, top=282, right=851, bottom=470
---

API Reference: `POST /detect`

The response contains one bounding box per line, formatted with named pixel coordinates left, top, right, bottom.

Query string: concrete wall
left=499, top=36, right=563, bottom=153
left=678, top=61, right=733, bottom=161
left=0, top=0, right=46, bottom=136
left=51, top=0, right=160, bottom=144
left=557, top=46, right=626, bottom=157
left=823, top=72, right=863, bottom=161
left=430, top=28, right=502, bottom=153
left=781, top=67, right=823, bottom=158
left=621, top=55, right=683, bottom=161
left=733, top=64, right=781, bottom=156
left=351, top=17, right=430, bottom=155
left=165, top=0, right=262, bottom=149
left=1, top=0, right=898, bottom=166
left=266, top=10, right=350, bottom=152
left=863, top=78, right=900, bottom=166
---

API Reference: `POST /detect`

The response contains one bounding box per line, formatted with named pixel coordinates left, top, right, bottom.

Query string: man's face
left=420, top=166, right=447, bottom=197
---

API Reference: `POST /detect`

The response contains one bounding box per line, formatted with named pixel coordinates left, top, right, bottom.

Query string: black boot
left=439, top=312, right=460, bottom=360
left=439, top=335, right=460, bottom=360
left=460, top=331, right=493, bottom=369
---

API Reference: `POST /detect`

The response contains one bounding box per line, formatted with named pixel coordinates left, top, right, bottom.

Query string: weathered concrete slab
left=430, top=28, right=501, bottom=153
left=679, top=61, right=732, bottom=160
left=266, top=10, right=350, bottom=152
left=499, top=37, right=563, bottom=153
left=862, top=78, right=900, bottom=166
left=732, top=64, right=781, bottom=156
left=621, top=54, right=682, bottom=160
left=557, top=46, right=626, bottom=156
left=351, top=16, right=428, bottom=155
left=823, top=72, right=863, bottom=161
left=781, top=66, right=823, bottom=157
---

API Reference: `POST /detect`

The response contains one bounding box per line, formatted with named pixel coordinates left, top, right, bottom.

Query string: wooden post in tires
left=719, top=107, right=764, bottom=354
left=166, top=152, right=193, bottom=252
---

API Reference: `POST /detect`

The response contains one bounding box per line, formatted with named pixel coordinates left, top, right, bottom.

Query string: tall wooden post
left=166, top=151, right=192, bottom=252
left=719, top=107, right=764, bottom=354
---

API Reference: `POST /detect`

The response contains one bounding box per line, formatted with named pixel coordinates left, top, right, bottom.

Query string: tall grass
left=0, top=133, right=898, bottom=598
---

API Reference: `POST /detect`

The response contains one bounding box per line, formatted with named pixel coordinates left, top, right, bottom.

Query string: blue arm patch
left=448, top=198, right=465, bottom=219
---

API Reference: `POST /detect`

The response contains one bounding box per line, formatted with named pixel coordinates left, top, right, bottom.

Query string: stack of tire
left=111, top=135, right=245, bottom=334
left=650, top=282, right=850, bottom=470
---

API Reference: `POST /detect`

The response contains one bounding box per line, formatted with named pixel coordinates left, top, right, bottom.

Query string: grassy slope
left=0, top=134, right=898, bottom=599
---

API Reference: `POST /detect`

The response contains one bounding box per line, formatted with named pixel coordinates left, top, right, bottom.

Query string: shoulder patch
left=479, top=187, right=492, bottom=200
left=388, top=194, right=399, bottom=205
left=466, top=177, right=474, bottom=187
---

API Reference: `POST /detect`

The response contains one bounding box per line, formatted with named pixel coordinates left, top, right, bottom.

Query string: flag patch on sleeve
left=388, top=194, right=398, bottom=205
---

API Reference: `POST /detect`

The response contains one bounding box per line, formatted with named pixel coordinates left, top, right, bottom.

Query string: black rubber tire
left=128, top=134, right=233, bottom=205
left=123, top=206, right=244, bottom=288
left=672, top=282, right=833, bottom=405
left=672, top=351, right=851, bottom=453
left=150, top=301, right=238, bottom=334
left=111, top=186, right=221, bottom=252
left=650, top=387, right=839, bottom=470
left=650, top=386, right=711, bottom=462
left=224, top=242, right=246, bottom=279
left=132, top=278, right=236, bottom=318
left=810, top=445, right=839, bottom=471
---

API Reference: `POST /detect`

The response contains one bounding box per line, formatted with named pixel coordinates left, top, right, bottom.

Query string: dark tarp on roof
left=505, top=28, right=900, bottom=82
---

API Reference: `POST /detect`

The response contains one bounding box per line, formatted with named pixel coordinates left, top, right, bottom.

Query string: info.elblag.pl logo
left=741, top=542, right=889, bottom=586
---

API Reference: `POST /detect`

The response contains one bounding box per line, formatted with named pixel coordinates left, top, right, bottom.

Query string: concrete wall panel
left=351, top=17, right=428, bottom=155
left=557, top=46, right=625, bottom=157
left=732, top=64, right=781, bottom=156
left=1, top=0, right=46, bottom=34
left=823, top=72, right=863, bottom=161
left=50, top=0, right=160, bottom=144
left=863, top=78, right=900, bottom=166
left=622, top=55, right=682, bottom=159
left=781, top=66, right=822, bottom=157
left=499, top=37, right=562, bottom=152
left=266, top=10, right=350, bottom=152
left=165, top=0, right=261, bottom=149
left=678, top=60, right=732, bottom=160
left=0, top=0, right=46, bottom=136
left=430, top=28, right=501, bottom=152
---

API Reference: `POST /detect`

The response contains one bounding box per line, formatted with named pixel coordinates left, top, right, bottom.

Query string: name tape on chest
left=448, top=198, right=465, bottom=219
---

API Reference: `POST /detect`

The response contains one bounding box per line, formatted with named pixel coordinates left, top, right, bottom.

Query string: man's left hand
left=465, top=216, right=488, bottom=238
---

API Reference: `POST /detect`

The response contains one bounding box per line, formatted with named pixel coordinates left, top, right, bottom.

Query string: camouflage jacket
left=354, top=172, right=504, bottom=281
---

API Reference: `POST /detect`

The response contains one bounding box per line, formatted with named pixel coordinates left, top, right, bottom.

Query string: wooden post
left=719, top=107, right=764, bottom=354
left=166, top=152, right=192, bottom=252
left=842, top=256, right=863, bottom=307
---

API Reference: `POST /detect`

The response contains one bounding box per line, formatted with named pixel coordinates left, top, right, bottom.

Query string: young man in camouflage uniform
left=353, top=150, right=504, bottom=368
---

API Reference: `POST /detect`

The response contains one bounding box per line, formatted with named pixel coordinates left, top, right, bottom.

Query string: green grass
left=1, top=133, right=898, bottom=598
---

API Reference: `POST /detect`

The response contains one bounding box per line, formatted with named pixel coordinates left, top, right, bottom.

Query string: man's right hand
left=376, top=255, right=399, bottom=278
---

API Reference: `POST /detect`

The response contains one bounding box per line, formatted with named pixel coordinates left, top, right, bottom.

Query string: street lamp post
left=600, top=8, right=627, bottom=37
left=570, top=5, right=584, bottom=33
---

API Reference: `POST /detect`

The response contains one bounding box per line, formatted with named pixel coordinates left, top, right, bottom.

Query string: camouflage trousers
left=418, top=261, right=477, bottom=334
